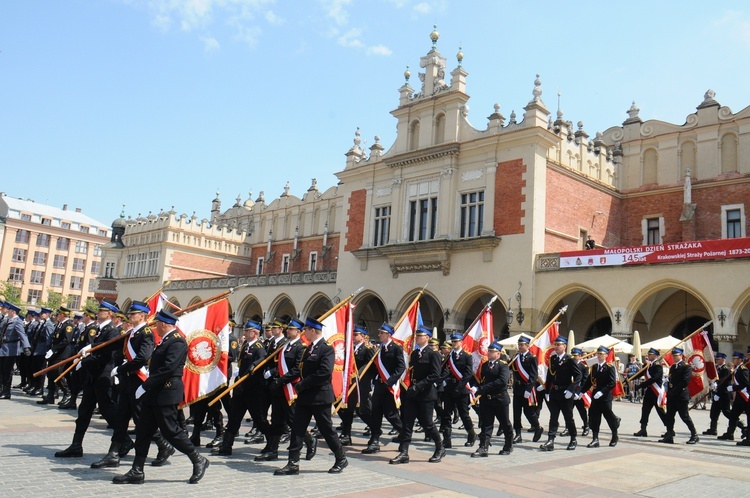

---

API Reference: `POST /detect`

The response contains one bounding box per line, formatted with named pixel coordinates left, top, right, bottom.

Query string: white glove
left=135, top=385, right=146, bottom=399
left=564, top=390, right=573, bottom=399
left=524, top=390, right=532, bottom=399
left=545, top=393, right=550, bottom=402
left=742, top=388, right=749, bottom=397
left=710, top=381, right=718, bottom=390
left=45, top=350, right=53, bottom=359
left=536, top=384, right=544, bottom=391
left=80, top=344, right=92, bottom=358
left=75, top=360, right=82, bottom=371
left=470, top=386, right=478, bottom=395
left=727, top=385, right=734, bottom=392
left=263, top=369, right=272, bottom=379
left=110, top=366, right=119, bottom=378
left=574, top=393, right=582, bottom=400
left=594, top=391, right=603, bottom=400
left=714, top=394, right=720, bottom=401
left=442, top=380, right=447, bottom=387
left=122, top=359, right=128, bottom=365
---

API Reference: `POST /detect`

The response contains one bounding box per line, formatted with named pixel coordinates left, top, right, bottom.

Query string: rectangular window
left=646, top=218, right=661, bottom=245
left=75, top=240, right=88, bottom=254
left=409, top=197, right=438, bottom=241
left=256, top=257, right=264, bottom=275
left=41, top=218, right=51, bottom=226
left=20, top=213, right=31, bottom=221
left=69, top=295, right=81, bottom=310
left=73, top=258, right=85, bottom=272
left=98, top=229, right=107, bottom=237
left=125, top=254, right=136, bottom=277
left=70, top=276, right=83, bottom=290
left=94, top=244, right=103, bottom=257
left=56, top=237, right=70, bottom=250
left=12, top=248, right=27, bottom=262
left=53, top=255, right=68, bottom=268
left=33, top=251, right=47, bottom=265
left=282, top=254, right=290, bottom=273
left=459, top=191, right=484, bottom=238
left=136, top=252, right=146, bottom=276
left=146, top=250, right=159, bottom=275
left=36, top=233, right=50, bottom=247
left=30, top=270, right=45, bottom=284
left=105, top=262, right=116, bottom=278
left=61, top=221, right=71, bottom=230
left=309, top=251, right=318, bottom=271
left=50, top=274, right=64, bottom=287
left=88, top=279, right=97, bottom=292
left=79, top=226, right=90, bottom=233
left=724, top=207, right=745, bottom=239
left=8, top=268, right=24, bottom=282
left=372, top=206, right=391, bottom=246
left=15, top=230, right=30, bottom=243
left=91, top=261, right=101, bottom=274
left=27, top=289, right=42, bottom=305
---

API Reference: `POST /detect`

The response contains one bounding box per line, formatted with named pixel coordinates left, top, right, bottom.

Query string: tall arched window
left=643, top=149, right=658, bottom=184
left=721, top=133, right=738, bottom=173
left=409, top=120, right=420, bottom=150
left=434, top=114, right=445, bottom=145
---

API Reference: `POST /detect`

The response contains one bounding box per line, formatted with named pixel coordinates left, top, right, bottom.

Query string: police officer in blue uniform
left=0, top=302, right=31, bottom=399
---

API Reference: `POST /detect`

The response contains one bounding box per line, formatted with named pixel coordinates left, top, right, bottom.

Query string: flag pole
left=35, top=284, right=249, bottom=378
left=145, top=280, right=172, bottom=308
left=332, top=347, right=380, bottom=415
left=460, top=295, right=499, bottom=340
left=529, top=305, right=569, bottom=346
left=626, top=320, right=713, bottom=383
left=209, top=286, right=365, bottom=408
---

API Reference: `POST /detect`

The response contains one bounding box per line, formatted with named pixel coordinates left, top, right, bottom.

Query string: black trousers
left=639, top=391, right=667, bottom=427
left=512, top=386, right=540, bottom=432
left=588, top=397, right=618, bottom=434
left=135, top=402, right=196, bottom=458
left=111, top=378, right=141, bottom=444
left=479, top=396, right=512, bottom=442
left=369, top=382, right=403, bottom=440
left=270, top=392, right=294, bottom=436
left=709, top=393, right=732, bottom=423
left=0, top=356, right=16, bottom=391
left=288, top=403, right=342, bottom=460
left=400, top=395, right=439, bottom=446
left=665, top=397, right=697, bottom=435
left=339, top=383, right=373, bottom=436
left=440, top=389, right=474, bottom=432
left=226, top=385, right=270, bottom=444
left=17, top=355, right=31, bottom=385
left=74, top=375, right=118, bottom=441
left=30, top=355, right=46, bottom=389
left=547, top=393, right=577, bottom=438
left=574, top=398, right=589, bottom=427
left=726, top=396, right=750, bottom=431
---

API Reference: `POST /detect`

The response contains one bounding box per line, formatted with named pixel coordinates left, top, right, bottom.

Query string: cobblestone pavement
left=2, top=377, right=749, bottom=497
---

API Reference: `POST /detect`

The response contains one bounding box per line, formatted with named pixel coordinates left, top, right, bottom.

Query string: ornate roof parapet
left=623, top=101, right=642, bottom=126
left=523, top=74, right=550, bottom=127
left=449, top=46, right=468, bottom=94
left=344, top=127, right=366, bottom=168
left=697, top=89, right=720, bottom=110
left=487, top=103, right=505, bottom=132
left=369, top=135, right=385, bottom=159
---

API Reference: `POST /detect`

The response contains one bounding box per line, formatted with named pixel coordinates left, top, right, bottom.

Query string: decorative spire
left=557, top=92, right=562, bottom=119
left=120, top=203, right=125, bottom=218
left=456, top=45, right=463, bottom=68
left=404, top=65, right=410, bottom=83
left=430, top=24, right=439, bottom=51
left=528, top=74, right=544, bottom=106
left=308, top=178, right=318, bottom=192
left=256, top=190, right=265, bottom=203
left=281, top=181, right=290, bottom=197
left=623, top=101, right=642, bottom=125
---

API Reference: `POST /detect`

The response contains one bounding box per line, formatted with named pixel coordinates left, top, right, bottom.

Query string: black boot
left=633, top=426, right=648, bottom=437
left=187, top=450, right=209, bottom=484
left=118, top=438, right=135, bottom=458
left=567, top=438, right=577, bottom=450
left=339, top=434, right=352, bottom=446
left=512, top=431, right=522, bottom=444
left=442, top=428, right=452, bottom=449
left=389, top=442, right=409, bottom=464
left=328, top=448, right=348, bottom=473
left=703, top=420, right=718, bottom=435
left=465, top=428, right=477, bottom=447
left=255, top=434, right=279, bottom=461
left=499, top=440, right=513, bottom=456
left=429, top=435, right=446, bottom=463
left=55, top=436, right=83, bottom=458
left=304, top=432, right=318, bottom=460
left=533, top=425, right=544, bottom=443
left=91, top=442, right=121, bottom=468
left=540, top=435, right=555, bottom=452
left=113, top=456, right=145, bottom=484
left=581, top=425, right=590, bottom=437
left=361, top=438, right=380, bottom=454
left=609, top=432, right=619, bottom=447
left=206, top=424, right=225, bottom=449
left=587, top=432, right=600, bottom=448
left=274, top=452, right=300, bottom=476
left=686, top=434, right=699, bottom=445
left=151, top=433, right=175, bottom=466
left=471, top=437, right=489, bottom=458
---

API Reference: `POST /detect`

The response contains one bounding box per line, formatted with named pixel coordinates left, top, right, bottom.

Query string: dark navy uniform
left=366, top=338, right=405, bottom=447
left=339, top=337, right=376, bottom=440
left=705, top=359, right=732, bottom=434
left=440, top=345, right=476, bottom=447
left=0, top=311, right=30, bottom=398
left=719, top=356, right=750, bottom=441
left=634, top=357, right=668, bottom=435
left=584, top=357, right=620, bottom=445
left=510, top=348, right=542, bottom=440
left=41, top=316, right=74, bottom=403
left=542, top=346, right=582, bottom=448
left=660, top=355, right=698, bottom=443
left=475, top=355, right=513, bottom=454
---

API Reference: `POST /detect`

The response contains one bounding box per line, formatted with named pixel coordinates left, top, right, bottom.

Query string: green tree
left=84, top=297, right=99, bottom=312
left=0, top=281, right=22, bottom=305
left=42, top=290, right=73, bottom=310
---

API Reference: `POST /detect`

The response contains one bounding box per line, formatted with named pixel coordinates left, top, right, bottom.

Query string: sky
left=2, top=1, right=750, bottom=226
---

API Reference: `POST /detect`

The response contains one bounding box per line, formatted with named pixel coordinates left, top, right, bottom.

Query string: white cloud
left=321, top=0, right=352, bottom=26
left=338, top=28, right=363, bottom=48
left=235, top=24, right=262, bottom=48
left=413, top=2, right=430, bottom=14
left=712, top=10, right=750, bottom=48
left=367, top=44, right=392, bottom=56
left=201, top=35, right=221, bottom=52
left=265, top=10, right=284, bottom=25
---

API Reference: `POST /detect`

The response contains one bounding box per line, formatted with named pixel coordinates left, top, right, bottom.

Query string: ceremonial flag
left=682, top=329, right=718, bottom=402
left=606, top=348, right=626, bottom=398
left=462, top=308, right=494, bottom=375
left=321, top=302, right=356, bottom=406
left=147, top=292, right=180, bottom=345
left=177, top=298, right=230, bottom=408
left=529, top=321, right=559, bottom=384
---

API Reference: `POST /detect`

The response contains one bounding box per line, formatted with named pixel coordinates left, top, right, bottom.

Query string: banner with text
left=559, top=237, right=750, bottom=268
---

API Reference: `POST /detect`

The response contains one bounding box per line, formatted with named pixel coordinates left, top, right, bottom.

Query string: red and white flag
left=147, top=292, right=180, bottom=346
left=683, top=329, right=718, bottom=402
left=378, top=299, right=420, bottom=408
left=607, top=348, right=626, bottom=399
left=462, top=308, right=494, bottom=375
left=321, top=302, right=356, bottom=406
left=177, top=298, right=230, bottom=408
left=529, top=321, right=560, bottom=384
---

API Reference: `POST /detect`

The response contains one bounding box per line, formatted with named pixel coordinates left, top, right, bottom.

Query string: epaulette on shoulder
left=143, top=326, right=153, bottom=335
left=253, top=341, right=263, bottom=348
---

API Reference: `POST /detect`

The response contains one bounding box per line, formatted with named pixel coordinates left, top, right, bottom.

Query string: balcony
left=163, top=269, right=337, bottom=291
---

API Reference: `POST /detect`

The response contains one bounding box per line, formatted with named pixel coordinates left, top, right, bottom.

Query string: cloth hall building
left=96, top=30, right=750, bottom=355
